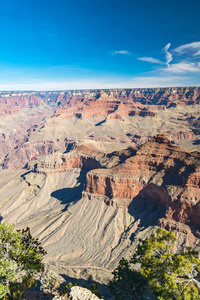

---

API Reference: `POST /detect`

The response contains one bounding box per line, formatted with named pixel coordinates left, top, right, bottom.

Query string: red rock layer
left=0, top=96, right=45, bottom=115
left=33, top=143, right=105, bottom=174
left=35, top=154, right=103, bottom=174
left=2, top=139, right=68, bottom=169
left=84, top=134, right=200, bottom=227
left=54, top=90, right=157, bottom=119
left=54, top=87, right=200, bottom=116
left=55, top=97, right=155, bottom=119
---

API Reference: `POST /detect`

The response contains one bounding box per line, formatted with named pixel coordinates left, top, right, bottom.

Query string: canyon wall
left=0, top=88, right=199, bottom=282
left=84, top=134, right=200, bottom=227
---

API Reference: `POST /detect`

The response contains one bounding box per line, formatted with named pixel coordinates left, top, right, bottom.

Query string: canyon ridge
left=0, top=87, right=200, bottom=288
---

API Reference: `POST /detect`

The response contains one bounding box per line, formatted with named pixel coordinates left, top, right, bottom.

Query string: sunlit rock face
left=0, top=88, right=199, bottom=283
left=85, top=134, right=200, bottom=227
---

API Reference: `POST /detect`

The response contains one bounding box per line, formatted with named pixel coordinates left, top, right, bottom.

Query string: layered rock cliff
left=0, top=133, right=199, bottom=286
left=85, top=134, right=200, bottom=227
left=0, top=88, right=200, bottom=285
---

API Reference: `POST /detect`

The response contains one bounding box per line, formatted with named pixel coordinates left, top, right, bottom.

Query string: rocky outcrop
left=34, top=153, right=103, bottom=174
left=52, top=286, right=102, bottom=300
left=85, top=134, right=200, bottom=227
left=2, top=139, right=68, bottom=169
left=165, top=130, right=195, bottom=140
left=0, top=108, right=52, bottom=165
left=0, top=95, right=46, bottom=115
left=33, top=142, right=105, bottom=174
left=54, top=87, right=200, bottom=110
left=55, top=96, right=155, bottom=120
left=69, top=286, right=102, bottom=300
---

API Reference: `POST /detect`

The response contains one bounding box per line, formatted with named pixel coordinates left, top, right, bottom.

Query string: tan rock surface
left=0, top=88, right=200, bottom=284
left=0, top=135, right=199, bottom=285
left=69, top=286, right=101, bottom=300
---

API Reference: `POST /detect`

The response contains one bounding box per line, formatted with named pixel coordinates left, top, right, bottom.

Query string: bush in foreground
left=109, top=228, right=200, bottom=300
left=0, top=223, right=46, bottom=299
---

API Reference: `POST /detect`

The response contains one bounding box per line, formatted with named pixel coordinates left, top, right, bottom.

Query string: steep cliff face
left=85, top=134, right=200, bottom=227
left=0, top=109, right=52, bottom=166
left=55, top=87, right=200, bottom=111
left=0, top=94, right=55, bottom=165
left=34, top=153, right=104, bottom=174
left=56, top=95, right=156, bottom=119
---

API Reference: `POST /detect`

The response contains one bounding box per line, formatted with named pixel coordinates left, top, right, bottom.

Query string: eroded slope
left=0, top=135, right=199, bottom=283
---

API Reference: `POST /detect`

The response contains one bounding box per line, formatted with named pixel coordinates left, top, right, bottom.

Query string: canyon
left=0, top=87, right=199, bottom=288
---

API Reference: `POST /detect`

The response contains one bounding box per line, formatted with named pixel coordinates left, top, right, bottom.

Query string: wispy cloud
left=112, top=50, right=131, bottom=55
left=162, top=43, right=173, bottom=66
left=1, top=41, right=200, bottom=91
left=164, top=62, right=200, bottom=73
left=138, top=41, right=200, bottom=79
left=161, top=42, right=200, bottom=74
left=174, top=42, right=200, bottom=56
left=138, top=43, right=173, bottom=67
left=138, top=57, right=163, bottom=64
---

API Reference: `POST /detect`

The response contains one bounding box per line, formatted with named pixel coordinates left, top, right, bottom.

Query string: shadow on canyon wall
left=193, top=140, right=200, bottom=145
left=27, top=273, right=111, bottom=299
left=162, top=159, right=195, bottom=187
left=127, top=186, right=166, bottom=242
left=51, top=170, right=87, bottom=212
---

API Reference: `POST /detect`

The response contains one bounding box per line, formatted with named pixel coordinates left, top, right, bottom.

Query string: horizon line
left=0, top=85, right=199, bottom=93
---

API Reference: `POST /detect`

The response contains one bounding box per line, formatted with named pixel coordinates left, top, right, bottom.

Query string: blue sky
left=0, top=0, right=200, bottom=90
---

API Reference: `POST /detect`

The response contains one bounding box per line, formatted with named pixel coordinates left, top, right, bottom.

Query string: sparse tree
left=109, top=228, right=200, bottom=300
left=89, top=283, right=102, bottom=298
left=0, top=223, right=46, bottom=299
left=108, top=258, right=147, bottom=299
left=132, top=228, right=200, bottom=299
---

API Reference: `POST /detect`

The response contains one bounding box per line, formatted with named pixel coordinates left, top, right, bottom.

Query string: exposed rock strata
left=1, top=87, right=200, bottom=169
left=69, top=286, right=101, bottom=300
left=0, top=95, right=46, bottom=116
left=0, top=136, right=200, bottom=283
left=34, top=153, right=103, bottom=174
left=0, top=96, right=53, bottom=167
left=85, top=134, right=200, bottom=227
left=2, top=139, right=68, bottom=170
left=0, top=88, right=200, bottom=285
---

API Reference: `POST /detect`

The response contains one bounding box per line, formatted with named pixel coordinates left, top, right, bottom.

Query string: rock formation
left=0, top=88, right=199, bottom=289
left=0, top=133, right=199, bottom=279
left=84, top=134, right=200, bottom=227
left=1, top=87, right=200, bottom=169
left=69, top=286, right=102, bottom=300
left=0, top=94, right=53, bottom=167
